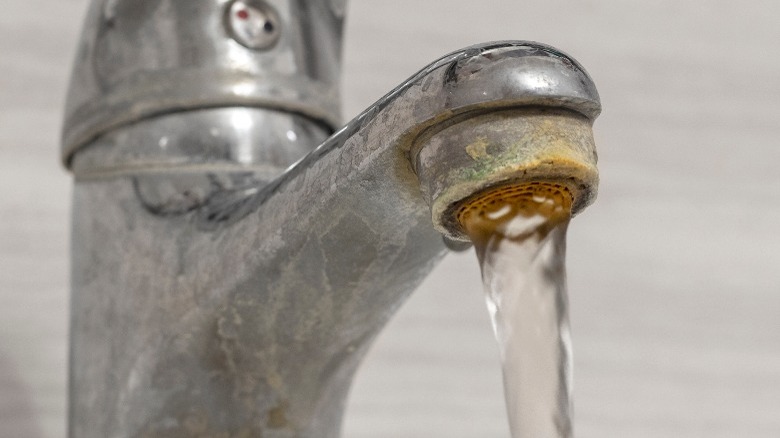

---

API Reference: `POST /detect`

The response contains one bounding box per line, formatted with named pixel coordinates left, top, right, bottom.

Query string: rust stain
left=267, top=401, right=289, bottom=429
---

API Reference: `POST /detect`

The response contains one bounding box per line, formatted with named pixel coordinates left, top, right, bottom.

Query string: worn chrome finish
left=71, top=107, right=331, bottom=181
left=62, top=0, right=344, bottom=166
left=414, top=107, right=599, bottom=241
left=66, top=41, right=600, bottom=436
left=71, top=41, right=600, bottom=178
left=63, top=2, right=601, bottom=434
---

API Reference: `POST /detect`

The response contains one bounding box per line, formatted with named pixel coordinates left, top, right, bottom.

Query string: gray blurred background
left=2, top=0, right=779, bottom=437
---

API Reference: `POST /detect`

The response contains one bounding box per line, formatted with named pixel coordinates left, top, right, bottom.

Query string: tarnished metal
left=63, top=1, right=601, bottom=434
left=61, top=0, right=345, bottom=166
left=413, top=107, right=599, bottom=241
left=70, top=107, right=331, bottom=181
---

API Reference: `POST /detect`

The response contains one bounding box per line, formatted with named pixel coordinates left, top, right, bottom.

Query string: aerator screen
left=456, top=181, right=574, bottom=229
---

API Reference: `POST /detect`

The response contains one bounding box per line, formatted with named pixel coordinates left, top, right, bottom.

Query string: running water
left=461, top=185, right=573, bottom=438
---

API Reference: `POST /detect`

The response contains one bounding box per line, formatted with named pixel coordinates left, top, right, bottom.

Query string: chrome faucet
left=62, top=1, right=600, bottom=436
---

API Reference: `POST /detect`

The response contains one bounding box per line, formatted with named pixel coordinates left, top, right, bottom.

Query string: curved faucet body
left=69, top=135, right=445, bottom=437
left=63, top=1, right=600, bottom=436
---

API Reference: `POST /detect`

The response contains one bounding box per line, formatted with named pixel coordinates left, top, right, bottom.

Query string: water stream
left=462, top=188, right=573, bottom=438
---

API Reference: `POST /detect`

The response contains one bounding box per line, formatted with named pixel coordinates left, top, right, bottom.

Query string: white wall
left=2, top=1, right=779, bottom=437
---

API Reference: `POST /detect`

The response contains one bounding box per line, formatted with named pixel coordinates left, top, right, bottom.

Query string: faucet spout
left=63, top=5, right=599, bottom=436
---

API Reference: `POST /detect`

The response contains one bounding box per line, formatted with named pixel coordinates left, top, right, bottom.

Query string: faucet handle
left=62, top=0, right=345, bottom=168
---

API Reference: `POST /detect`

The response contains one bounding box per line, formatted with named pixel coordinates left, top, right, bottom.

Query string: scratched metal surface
left=1, top=0, right=779, bottom=437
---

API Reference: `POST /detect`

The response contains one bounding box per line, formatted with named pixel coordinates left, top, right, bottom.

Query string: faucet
left=62, top=1, right=600, bottom=436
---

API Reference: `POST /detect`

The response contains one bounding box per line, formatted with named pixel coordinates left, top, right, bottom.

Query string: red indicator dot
left=236, top=9, right=249, bottom=20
